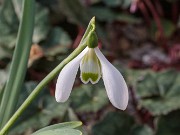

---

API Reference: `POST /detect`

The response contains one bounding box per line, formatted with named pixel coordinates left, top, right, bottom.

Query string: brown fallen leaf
left=28, top=44, right=44, bottom=67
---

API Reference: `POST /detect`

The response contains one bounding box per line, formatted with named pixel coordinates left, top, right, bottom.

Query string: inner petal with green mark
left=80, top=48, right=101, bottom=84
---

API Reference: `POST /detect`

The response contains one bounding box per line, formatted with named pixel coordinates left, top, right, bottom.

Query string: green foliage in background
left=92, top=112, right=153, bottom=135
left=127, top=69, right=180, bottom=115
left=0, top=0, right=180, bottom=135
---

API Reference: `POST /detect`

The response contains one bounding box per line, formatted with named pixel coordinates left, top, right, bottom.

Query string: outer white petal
left=55, top=47, right=88, bottom=102
left=94, top=47, right=128, bottom=110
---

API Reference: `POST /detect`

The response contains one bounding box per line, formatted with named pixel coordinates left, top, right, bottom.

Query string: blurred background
left=0, top=0, right=180, bottom=134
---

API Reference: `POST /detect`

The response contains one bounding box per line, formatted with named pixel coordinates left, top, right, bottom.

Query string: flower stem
left=0, top=17, right=95, bottom=135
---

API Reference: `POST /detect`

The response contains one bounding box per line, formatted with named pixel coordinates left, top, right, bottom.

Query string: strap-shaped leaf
left=32, top=121, right=82, bottom=135
left=32, top=128, right=82, bottom=135
left=0, top=0, right=35, bottom=128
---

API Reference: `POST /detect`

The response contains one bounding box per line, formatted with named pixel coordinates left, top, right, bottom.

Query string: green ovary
left=81, top=72, right=99, bottom=82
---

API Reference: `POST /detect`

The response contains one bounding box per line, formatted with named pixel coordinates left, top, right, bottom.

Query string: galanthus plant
left=0, top=16, right=128, bottom=135
left=55, top=22, right=129, bottom=110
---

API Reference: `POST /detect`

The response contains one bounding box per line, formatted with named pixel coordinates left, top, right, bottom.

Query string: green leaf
left=156, top=110, right=180, bottom=135
left=13, top=0, right=50, bottom=43
left=92, top=112, right=134, bottom=135
left=131, top=125, right=154, bottom=135
left=43, top=27, right=72, bottom=57
left=92, top=112, right=153, bottom=135
left=137, top=72, right=159, bottom=97
left=32, top=128, right=82, bottom=135
left=33, top=3, right=50, bottom=43
left=0, top=1, right=19, bottom=29
left=0, top=0, right=51, bottom=49
left=70, top=84, right=109, bottom=113
left=127, top=69, right=180, bottom=115
left=0, top=0, right=35, bottom=128
left=33, top=121, right=82, bottom=134
left=126, top=69, right=158, bottom=97
left=0, top=0, right=19, bottom=48
left=141, top=70, right=180, bottom=115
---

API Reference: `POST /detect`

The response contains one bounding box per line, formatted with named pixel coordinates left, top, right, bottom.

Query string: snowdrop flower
left=55, top=32, right=128, bottom=110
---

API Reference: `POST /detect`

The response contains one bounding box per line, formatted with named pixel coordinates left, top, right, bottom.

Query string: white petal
left=94, top=48, right=128, bottom=110
left=55, top=47, right=88, bottom=102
